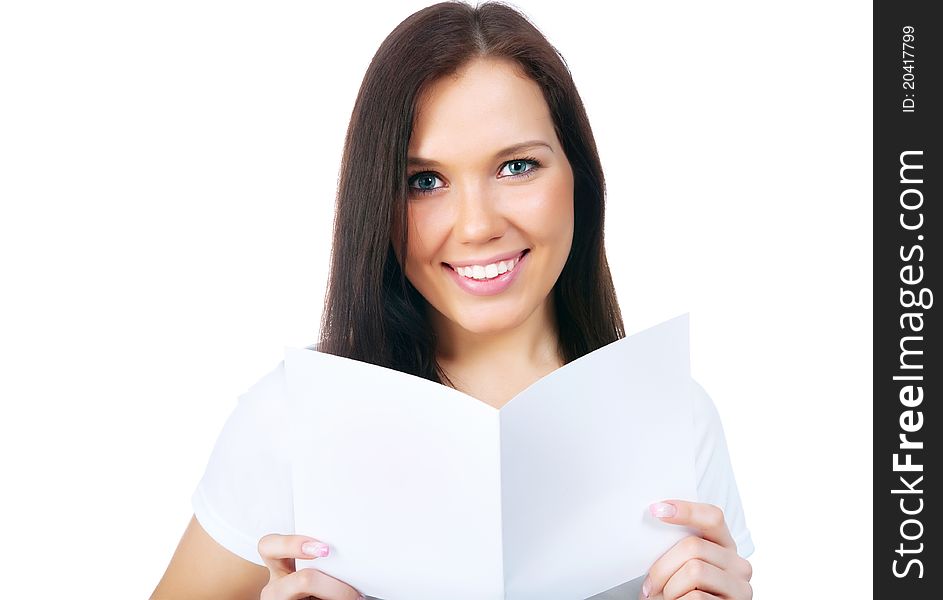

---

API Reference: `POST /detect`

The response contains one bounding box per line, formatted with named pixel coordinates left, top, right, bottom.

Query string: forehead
left=409, top=58, right=555, bottom=163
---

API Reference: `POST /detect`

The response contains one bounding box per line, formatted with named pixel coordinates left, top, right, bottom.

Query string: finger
left=649, top=500, right=736, bottom=551
left=641, top=535, right=746, bottom=598
left=258, top=533, right=331, bottom=579
left=677, top=592, right=722, bottom=600
left=266, top=567, right=364, bottom=600
left=661, top=558, right=743, bottom=600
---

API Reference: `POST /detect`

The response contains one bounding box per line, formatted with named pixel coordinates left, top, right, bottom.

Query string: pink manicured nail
left=302, top=542, right=330, bottom=557
left=642, top=576, right=651, bottom=598
left=650, top=501, right=677, bottom=518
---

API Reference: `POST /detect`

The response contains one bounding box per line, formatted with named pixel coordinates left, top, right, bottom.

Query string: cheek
left=546, top=171, right=576, bottom=246
left=515, top=180, right=574, bottom=248
left=405, top=203, right=450, bottom=271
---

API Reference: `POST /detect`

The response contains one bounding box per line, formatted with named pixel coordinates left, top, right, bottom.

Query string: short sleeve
left=691, top=379, right=755, bottom=559
left=191, top=360, right=294, bottom=566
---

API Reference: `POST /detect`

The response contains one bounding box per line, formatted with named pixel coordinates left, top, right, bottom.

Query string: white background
left=0, top=0, right=871, bottom=597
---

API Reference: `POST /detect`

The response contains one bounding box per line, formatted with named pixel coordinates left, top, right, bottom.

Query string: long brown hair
left=318, top=0, right=624, bottom=383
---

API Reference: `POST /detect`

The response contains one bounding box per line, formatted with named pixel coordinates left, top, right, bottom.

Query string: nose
left=452, top=179, right=506, bottom=244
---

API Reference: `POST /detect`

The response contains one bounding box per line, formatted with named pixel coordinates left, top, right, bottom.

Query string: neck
left=429, top=295, right=563, bottom=377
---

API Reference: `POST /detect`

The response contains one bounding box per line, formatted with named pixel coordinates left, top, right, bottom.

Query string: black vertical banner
left=874, top=1, right=940, bottom=596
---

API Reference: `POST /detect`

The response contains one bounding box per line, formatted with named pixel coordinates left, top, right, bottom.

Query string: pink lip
left=443, top=250, right=529, bottom=297
left=446, top=249, right=528, bottom=269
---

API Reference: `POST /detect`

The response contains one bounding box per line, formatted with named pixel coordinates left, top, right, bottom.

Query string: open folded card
left=285, top=312, right=699, bottom=600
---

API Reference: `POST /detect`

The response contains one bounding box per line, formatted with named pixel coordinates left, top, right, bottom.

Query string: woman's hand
left=258, top=533, right=365, bottom=600
left=639, top=500, right=753, bottom=600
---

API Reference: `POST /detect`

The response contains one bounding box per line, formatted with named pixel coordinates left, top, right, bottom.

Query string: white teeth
left=454, top=254, right=522, bottom=280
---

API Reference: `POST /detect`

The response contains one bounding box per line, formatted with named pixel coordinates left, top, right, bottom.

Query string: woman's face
left=398, top=57, right=574, bottom=337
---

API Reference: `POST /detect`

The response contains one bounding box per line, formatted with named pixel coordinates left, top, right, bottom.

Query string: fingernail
left=642, top=576, right=651, bottom=598
left=302, top=542, right=330, bottom=557
left=650, top=501, right=677, bottom=518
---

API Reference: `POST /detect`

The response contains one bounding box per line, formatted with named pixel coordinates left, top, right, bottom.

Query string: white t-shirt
left=191, top=358, right=755, bottom=571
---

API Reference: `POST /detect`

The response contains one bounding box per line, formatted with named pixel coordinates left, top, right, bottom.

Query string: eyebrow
left=406, top=140, right=554, bottom=169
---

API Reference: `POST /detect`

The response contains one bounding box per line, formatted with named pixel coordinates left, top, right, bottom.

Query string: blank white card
left=285, top=312, right=699, bottom=600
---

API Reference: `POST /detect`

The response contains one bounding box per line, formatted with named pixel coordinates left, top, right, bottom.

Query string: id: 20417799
left=901, top=26, right=916, bottom=113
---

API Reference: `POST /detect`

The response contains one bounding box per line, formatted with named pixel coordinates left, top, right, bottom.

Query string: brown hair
left=318, top=1, right=624, bottom=384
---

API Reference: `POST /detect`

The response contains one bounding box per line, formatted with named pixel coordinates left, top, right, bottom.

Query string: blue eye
left=408, top=173, right=445, bottom=194
left=499, top=159, right=539, bottom=178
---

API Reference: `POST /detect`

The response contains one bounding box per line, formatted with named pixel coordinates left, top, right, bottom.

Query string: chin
left=457, top=320, right=516, bottom=335
left=450, top=305, right=529, bottom=336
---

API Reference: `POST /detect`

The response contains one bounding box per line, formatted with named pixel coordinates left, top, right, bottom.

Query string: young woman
left=152, top=2, right=754, bottom=599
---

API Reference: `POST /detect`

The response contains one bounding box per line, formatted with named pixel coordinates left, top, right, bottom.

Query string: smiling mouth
left=445, top=249, right=529, bottom=281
